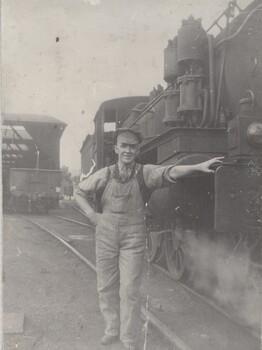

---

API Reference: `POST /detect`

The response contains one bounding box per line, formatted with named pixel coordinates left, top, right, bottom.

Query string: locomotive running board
left=139, top=128, right=227, bottom=165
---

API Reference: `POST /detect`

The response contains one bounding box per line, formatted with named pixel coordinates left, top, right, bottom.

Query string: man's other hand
left=89, top=212, right=102, bottom=227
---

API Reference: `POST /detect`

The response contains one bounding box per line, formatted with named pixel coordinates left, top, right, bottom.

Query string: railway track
left=21, top=207, right=260, bottom=350
left=23, top=215, right=190, bottom=350
left=65, top=202, right=262, bottom=269
left=59, top=202, right=262, bottom=339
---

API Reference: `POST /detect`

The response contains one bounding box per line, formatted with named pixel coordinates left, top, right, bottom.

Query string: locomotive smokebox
left=228, top=92, right=262, bottom=156
left=177, top=16, right=206, bottom=64
left=148, top=175, right=214, bottom=223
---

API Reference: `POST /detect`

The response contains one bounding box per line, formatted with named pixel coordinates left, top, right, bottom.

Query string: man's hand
left=198, top=157, right=224, bottom=173
left=89, top=212, right=102, bottom=227
left=169, top=156, right=225, bottom=180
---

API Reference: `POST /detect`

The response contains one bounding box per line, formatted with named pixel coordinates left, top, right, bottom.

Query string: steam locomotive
left=81, top=0, right=262, bottom=280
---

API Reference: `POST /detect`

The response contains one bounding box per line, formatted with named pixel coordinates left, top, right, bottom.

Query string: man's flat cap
left=113, top=127, right=143, bottom=144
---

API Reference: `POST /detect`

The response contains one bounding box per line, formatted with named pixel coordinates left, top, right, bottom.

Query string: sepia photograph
left=1, top=0, right=262, bottom=349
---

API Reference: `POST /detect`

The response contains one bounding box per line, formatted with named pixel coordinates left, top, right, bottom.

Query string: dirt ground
left=3, top=214, right=106, bottom=350
left=2, top=214, right=170, bottom=350
left=3, top=209, right=260, bottom=350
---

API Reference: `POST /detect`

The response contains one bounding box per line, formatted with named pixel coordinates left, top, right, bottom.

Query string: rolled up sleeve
left=74, top=167, right=109, bottom=198
left=143, top=164, right=176, bottom=191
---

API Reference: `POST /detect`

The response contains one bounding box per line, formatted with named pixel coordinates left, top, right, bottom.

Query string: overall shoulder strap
left=95, top=165, right=113, bottom=213
left=136, top=164, right=152, bottom=204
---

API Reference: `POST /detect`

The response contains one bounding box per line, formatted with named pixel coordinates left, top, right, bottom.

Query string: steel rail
left=54, top=205, right=262, bottom=338
left=65, top=202, right=88, bottom=217
left=23, top=215, right=193, bottom=350
left=24, top=216, right=71, bottom=243
left=152, top=263, right=260, bottom=340
left=52, top=214, right=95, bottom=230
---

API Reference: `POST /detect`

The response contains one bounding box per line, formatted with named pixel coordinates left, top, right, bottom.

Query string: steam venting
left=184, top=233, right=261, bottom=329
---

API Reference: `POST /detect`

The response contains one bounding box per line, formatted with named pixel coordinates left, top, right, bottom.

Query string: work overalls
left=95, top=165, right=146, bottom=346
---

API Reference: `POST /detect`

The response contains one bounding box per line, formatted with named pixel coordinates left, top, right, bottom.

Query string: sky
left=2, top=0, right=251, bottom=174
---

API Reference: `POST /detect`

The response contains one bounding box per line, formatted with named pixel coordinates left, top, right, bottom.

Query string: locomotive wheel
left=146, top=232, right=162, bottom=263
left=164, top=229, right=186, bottom=280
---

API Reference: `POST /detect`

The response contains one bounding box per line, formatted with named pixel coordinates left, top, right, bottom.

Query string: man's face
left=114, top=132, right=139, bottom=165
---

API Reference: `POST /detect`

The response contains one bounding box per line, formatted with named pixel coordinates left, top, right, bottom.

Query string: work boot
left=100, top=334, right=119, bottom=345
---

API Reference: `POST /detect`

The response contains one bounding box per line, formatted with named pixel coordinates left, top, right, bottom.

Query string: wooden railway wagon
left=7, top=168, right=62, bottom=213
left=82, top=0, right=262, bottom=280
left=2, top=114, right=66, bottom=213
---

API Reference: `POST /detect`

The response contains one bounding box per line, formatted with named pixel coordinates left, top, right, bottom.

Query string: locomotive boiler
left=81, top=0, right=262, bottom=281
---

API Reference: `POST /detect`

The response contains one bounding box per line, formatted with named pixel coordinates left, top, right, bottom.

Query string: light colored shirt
left=75, top=163, right=176, bottom=199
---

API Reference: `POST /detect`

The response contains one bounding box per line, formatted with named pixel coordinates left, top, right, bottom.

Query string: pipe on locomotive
left=214, top=10, right=231, bottom=128
left=207, top=35, right=215, bottom=128
left=216, top=3, right=262, bottom=47
left=199, top=88, right=209, bottom=128
left=214, top=43, right=226, bottom=128
left=128, top=85, right=172, bottom=128
left=244, top=90, right=255, bottom=113
left=205, top=0, right=242, bottom=33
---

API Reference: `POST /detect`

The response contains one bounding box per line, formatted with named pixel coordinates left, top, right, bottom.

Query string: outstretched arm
left=169, top=157, right=224, bottom=180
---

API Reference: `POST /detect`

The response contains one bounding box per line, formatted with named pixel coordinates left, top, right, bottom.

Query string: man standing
left=74, top=127, right=223, bottom=350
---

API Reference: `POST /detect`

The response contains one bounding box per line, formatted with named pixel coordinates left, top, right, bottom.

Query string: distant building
left=80, top=134, right=94, bottom=175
